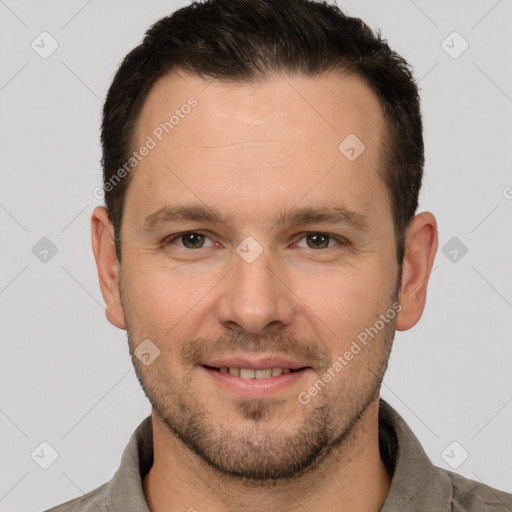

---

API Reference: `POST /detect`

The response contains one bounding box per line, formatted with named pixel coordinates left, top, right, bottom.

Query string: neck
left=142, top=398, right=391, bottom=512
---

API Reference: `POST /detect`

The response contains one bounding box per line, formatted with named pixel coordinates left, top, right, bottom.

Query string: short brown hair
left=101, top=0, right=424, bottom=265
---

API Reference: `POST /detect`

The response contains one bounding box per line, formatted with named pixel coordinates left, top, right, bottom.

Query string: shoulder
left=41, top=482, right=109, bottom=512
left=443, top=468, right=512, bottom=512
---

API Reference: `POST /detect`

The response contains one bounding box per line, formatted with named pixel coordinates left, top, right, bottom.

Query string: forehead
left=128, top=69, right=389, bottom=230
left=135, top=69, right=384, bottom=150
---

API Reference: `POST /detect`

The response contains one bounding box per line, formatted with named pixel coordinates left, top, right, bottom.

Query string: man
left=45, top=0, right=512, bottom=511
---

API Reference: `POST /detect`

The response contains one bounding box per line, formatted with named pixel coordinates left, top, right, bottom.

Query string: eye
left=162, top=231, right=345, bottom=251
left=295, top=232, right=345, bottom=249
left=165, top=231, right=216, bottom=249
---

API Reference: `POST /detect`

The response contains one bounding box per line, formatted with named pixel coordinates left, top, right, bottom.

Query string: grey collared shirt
left=43, top=399, right=512, bottom=511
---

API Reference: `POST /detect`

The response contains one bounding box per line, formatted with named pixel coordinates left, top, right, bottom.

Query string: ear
left=395, top=211, right=438, bottom=331
left=91, top=206, right=126, bottom=330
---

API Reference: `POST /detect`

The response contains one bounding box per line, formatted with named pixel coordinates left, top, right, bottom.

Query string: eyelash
left=163, top=231, right=347, bottom=250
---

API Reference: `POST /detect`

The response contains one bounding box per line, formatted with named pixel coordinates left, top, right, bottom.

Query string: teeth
left=240, top=368, right=255, bottom=379
left=217, top=367, right=295, bottom=378
left=255, top=368, right=272, bottom=378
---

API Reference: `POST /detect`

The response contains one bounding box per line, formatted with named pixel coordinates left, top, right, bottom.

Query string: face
left=115, top=70, right=402, bottom=481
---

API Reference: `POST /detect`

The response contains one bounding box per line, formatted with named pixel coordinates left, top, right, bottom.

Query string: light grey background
left=1, top=1, right=511, bottom=510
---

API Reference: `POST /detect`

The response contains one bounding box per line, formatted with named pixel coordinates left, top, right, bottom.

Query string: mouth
left=202, top=364, right=308, bottom=379
left=200, top=360, right=312, bottom=398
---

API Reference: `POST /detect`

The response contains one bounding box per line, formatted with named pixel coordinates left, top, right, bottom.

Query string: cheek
left=121, top=253, right=221, bottom=336
left=292, top=262, right=391, bottom=332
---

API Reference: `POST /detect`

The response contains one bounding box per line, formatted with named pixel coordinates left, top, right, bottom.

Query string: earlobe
left=91, top=206, right=127, bottom=330
left=395, top=211, right=438, bottom=331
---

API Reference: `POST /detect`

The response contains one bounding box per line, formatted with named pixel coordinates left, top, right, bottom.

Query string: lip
left=201, top=355, right=310, bottom=371
left=202, top=365, right=311, bottom=398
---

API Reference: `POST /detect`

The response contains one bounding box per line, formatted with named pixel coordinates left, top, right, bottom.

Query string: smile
left=201, top=364, right=311, bottom=398
left=203, top=365, right=305, bottom=379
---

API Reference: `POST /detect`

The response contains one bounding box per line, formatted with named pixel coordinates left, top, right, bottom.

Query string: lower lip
left=202, top=366, right=310, bottom=398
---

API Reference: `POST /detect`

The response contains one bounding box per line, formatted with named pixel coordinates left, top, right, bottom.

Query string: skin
left=91, top=69, right=438, bottom=512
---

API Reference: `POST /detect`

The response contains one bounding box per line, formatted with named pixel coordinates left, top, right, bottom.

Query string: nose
left=216, top=246, right=295, bottom=336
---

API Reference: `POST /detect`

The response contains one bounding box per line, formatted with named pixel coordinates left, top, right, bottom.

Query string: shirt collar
left=100, top=398, right=453, bottom=511
left=102, top=414, right=153, bottom=511
left=378, top=398, right=453, bottom=510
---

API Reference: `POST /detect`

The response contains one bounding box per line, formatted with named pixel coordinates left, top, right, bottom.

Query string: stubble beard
left=123, top=283, right=399, bottom=484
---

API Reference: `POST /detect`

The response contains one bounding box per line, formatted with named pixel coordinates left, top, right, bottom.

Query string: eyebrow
left=143, top=204, right=370, bottom=232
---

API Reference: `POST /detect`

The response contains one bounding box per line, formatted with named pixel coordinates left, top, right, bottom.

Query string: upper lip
left=201, top=355, right=310, bottom=371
